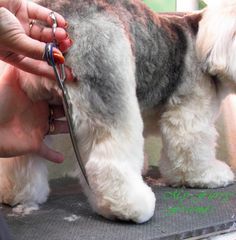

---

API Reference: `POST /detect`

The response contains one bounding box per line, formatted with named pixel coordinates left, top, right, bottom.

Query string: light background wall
left=143, top=0, right=206, bottom=12
left=143, top=0, right=176, bottom=12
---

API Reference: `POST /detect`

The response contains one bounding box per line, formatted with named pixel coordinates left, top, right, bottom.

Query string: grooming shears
left=44, top=12, right=90, bottom=189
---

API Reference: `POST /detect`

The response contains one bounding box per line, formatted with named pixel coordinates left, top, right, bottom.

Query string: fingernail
left=65, top=33, right=69, bottom=39
left=56, top=153, right=64, bottom=163
left=65, top=67, right=74, bottom=82
left=64, top=21, right=69, bottom=28
left=69, top=39, right=74, bottom=46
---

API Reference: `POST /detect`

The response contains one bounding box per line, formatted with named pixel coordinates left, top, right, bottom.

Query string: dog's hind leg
left=159, top=74, right=234, bottom=188
left=66, top=15, right=155, bottom=223
left=0, top=155, right=49, bottom=214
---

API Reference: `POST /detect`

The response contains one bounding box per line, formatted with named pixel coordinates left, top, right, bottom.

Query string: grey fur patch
left=65, top=13, right=135, bottom=125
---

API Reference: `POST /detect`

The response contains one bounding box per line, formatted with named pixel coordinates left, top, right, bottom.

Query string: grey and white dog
left=0, top=0, right=235, bottom=223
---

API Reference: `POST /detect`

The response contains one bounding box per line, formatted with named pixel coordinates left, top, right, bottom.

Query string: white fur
left=197, top=0, right=236, bottom=88
left=0, top=155, right=49, bottom=209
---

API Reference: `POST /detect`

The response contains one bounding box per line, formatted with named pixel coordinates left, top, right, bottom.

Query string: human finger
left=29, top=24, right=69, bottom=43
left=58, top=38, right=73, bottom=53
left=3, top=54, right=56, bottom=79
left=4, top=54, right=74, bottom=81
left=29, top=24, right=73, bottom=53
left=38, top=143, right=64, bottom=163
left=27, top=1, right=67, bottom=28
left=8, top=32, right=62, bottom=61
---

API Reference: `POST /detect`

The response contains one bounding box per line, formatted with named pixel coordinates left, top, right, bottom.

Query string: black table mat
left=2, top=170, right=236, bottom=240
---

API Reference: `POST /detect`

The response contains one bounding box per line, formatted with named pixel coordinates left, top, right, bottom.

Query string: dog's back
left=38, top=0, right=202, bottom=110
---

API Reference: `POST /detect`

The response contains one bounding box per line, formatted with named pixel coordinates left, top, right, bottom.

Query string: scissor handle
left=44, top=43, right=65, bottom=65
left=49, top=12, right=58, bottom=44
left=53, top=52, right=65, bottom=64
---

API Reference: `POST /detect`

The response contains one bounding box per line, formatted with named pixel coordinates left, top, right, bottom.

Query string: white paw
left=185, top=160, right=235, bottom=188
left=128, top=185, right=156, bottom=223
left=94, top=183, right=156, bottom=224
left=12, top=203, right=39, bottom=216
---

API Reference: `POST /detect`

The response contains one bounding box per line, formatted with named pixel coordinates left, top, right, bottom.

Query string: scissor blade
left=51, top=63, right=91, bottom=190
left=45, top=13, right=91, bottom=191
left=61, top=88, right=91, bottom=189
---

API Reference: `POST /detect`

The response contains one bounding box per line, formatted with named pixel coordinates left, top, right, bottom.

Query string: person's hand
left=0, top=0, right=73, bottom=80
left=0, top=65, right=68, bottom=163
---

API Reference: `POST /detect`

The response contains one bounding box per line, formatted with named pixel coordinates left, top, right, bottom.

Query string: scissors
left=44, top=12, right=91, bottom=190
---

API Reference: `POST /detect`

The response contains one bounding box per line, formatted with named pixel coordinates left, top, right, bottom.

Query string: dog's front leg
left=66, top=15, right=155, bottom=223
left=159, top=75, right=234, bottom=188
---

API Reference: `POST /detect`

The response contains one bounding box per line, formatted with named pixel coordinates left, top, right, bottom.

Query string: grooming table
left=2, top=167, right=236, bottom=240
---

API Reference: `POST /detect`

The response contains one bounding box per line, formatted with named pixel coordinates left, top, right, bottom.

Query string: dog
left=0, top=0, right=235, bottom=223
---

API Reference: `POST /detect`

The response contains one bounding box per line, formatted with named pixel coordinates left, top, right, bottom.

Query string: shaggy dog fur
left=0, top=0, right=235, bottom=223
